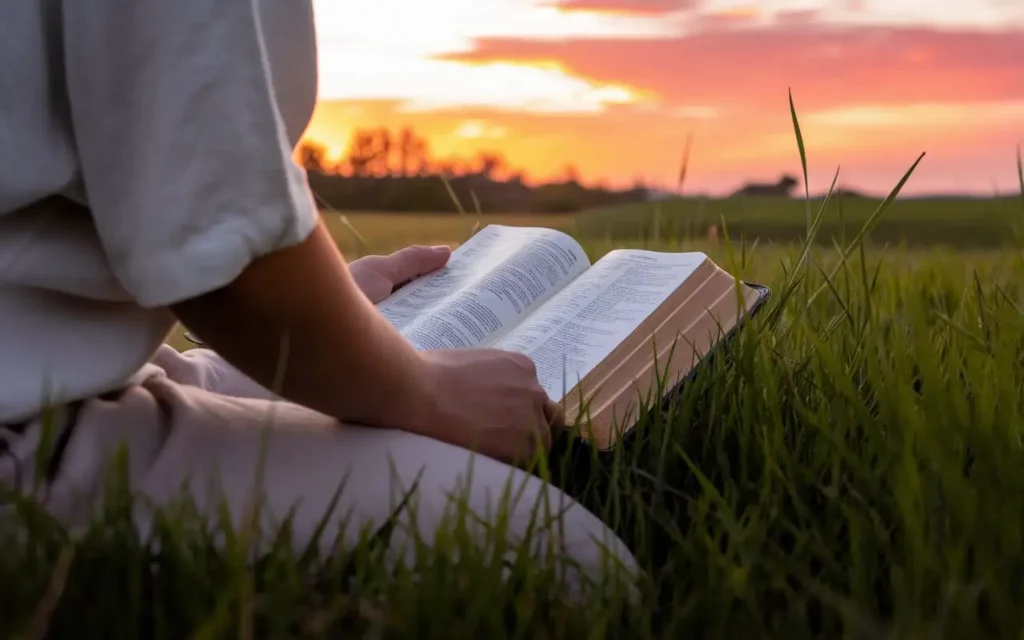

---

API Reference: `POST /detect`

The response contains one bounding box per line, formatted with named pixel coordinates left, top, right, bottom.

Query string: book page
left=493, top=250, right=706, bottom=400
left=376, top=225, right=590, bottom=350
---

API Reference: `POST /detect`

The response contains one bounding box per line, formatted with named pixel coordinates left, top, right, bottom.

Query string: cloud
left=807, top=100, right=1024, bottom=129
left=449, top=27, right=1024, bottom=112
left=313, top=0, right=686, bottom=58
left=556, top=0, right=697, bottom=14
left=688, top=6, right=763, bottom=30
left=312, top=0, right=683, bottom=113
left=693, top=0, right=1024, bottom=31
left=668, top=105, right=721, bottom=119
left=774, top=9, right=822, bottom=25
left=315, top=45, right=647, bottom=112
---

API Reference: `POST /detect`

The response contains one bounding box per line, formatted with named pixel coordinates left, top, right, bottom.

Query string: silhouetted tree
left=297, top=140, right=329, bottom=174
left=372, top=127, right=393, bottom=176
left=561, top=164, right=581, bottom=185
left=345, top=130, right=376, bottom=176
left=476, top=152, right=506, bottom=180
left=302, top=125, right=652, bottom=214
left=397, top=126, right=430, bottom=177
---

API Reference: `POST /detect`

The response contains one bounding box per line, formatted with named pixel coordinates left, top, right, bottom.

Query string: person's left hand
left=183, top=244, right=452, bottom=347
left=348, top=245, right=452, bottom=303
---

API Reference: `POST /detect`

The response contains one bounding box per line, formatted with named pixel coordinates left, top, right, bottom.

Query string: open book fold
left=377, top=225, right=770, bottom=449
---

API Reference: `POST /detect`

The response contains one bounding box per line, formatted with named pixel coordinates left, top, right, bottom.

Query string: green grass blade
left=805, top=152, right=925, bottom=308
left=1017, top=144, right=1023, bottom=215
left=789, top=88, right=812, bottom=236
left=677, top=130, right=694, bottom=194
left=441, top=174, right=466, bottom=215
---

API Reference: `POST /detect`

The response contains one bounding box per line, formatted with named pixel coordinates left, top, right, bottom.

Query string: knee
left=499, top=478, right=641, bottom=600
left=507, top=510, right=638, bottom=604
left=382, top=451, right=642, bottom=601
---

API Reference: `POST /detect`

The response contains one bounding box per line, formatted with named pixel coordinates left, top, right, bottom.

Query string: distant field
left=578, top=194, right=1024, bottom=250
left=323, top=195, right=1024, bottom=258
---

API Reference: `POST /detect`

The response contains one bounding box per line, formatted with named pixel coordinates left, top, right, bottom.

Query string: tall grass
left=3, top=109, right=1024, bottom=639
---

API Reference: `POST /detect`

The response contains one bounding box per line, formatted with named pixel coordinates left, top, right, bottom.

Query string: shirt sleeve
left=61, top=0, right=320, bottom=308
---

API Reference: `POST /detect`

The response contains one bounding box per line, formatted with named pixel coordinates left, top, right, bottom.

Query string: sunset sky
left=303, top=0, right=1024, bottom=196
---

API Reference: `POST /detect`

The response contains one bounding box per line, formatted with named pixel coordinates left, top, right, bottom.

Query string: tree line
left=297, top=126, right=652, bottom=214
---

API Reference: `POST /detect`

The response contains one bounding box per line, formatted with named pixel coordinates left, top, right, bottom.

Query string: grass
left=5, top=110, right=1024, bottom=638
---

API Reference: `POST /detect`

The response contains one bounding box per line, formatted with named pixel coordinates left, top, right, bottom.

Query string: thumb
left=384, top=245, right=452, bottom=282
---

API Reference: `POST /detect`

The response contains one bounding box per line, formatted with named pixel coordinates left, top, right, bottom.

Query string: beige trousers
left=0, top=345, right=638, bottom=595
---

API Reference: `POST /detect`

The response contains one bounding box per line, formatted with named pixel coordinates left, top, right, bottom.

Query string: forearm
left=170, top=221, right=432, bottom=429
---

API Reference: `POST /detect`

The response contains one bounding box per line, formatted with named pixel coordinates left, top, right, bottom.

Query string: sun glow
left=315, top=52, right=646, bottom=113
left=311, top=0, right=676, bottom=113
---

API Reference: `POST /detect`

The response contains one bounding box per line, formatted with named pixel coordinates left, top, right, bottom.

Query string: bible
left=376, top=224, right=770, bottom=449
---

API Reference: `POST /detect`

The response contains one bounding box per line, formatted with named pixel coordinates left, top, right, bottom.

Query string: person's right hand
left=410, top=348, right=565, bottom=465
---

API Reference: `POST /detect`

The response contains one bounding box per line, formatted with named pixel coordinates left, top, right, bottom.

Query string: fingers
left=507, top=351, right=538, bottom=374
left=384, top=245, right=451, bottom=283
left=543, top=399, right=565, bottom=431
left=526, top=398, right=562, bottom=458
left=517, top=405, right=553, bottom=464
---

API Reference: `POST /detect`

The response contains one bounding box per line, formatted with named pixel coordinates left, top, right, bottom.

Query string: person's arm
left=61, top=0, right=560, bottom=461
left=170, top=220, right=437, bottom=429
left=173, top=221, right=564, bottom=463
left=60, top=0, right=437, bottom=430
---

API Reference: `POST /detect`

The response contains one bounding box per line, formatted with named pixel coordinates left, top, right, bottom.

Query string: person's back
left=0, top=0, right=317, bottom=424
left=0, top=0, right=638, bottom=600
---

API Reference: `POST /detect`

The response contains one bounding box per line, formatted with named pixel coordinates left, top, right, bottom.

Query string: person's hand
left=410, top=348, right=565, bottom=465
left=184, top=244, right=450, bottom=347
left=348, top=245, right=452, bottom=303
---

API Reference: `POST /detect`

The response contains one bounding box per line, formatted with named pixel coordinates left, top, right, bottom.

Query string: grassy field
left=17, top=209, right=1024, bottom=637
left=7, top=130, right=1024, bottom=636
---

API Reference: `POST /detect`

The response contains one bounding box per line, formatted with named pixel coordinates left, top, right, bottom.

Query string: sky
left=302, top=0, right=1024, bottom=196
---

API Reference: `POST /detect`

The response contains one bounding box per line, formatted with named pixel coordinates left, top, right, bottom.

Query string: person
left=0, top=0, right=638, bottom=594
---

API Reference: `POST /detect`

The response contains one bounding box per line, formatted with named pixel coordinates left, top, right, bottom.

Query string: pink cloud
left=774, top=9, right=822, bottom=26
left=447, top=27, right=1024, bottom=111
left=559, top=0, right=696, bottom=13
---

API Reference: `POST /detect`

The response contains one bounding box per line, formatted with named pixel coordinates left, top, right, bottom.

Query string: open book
left=377, top=225, right=770, bottom=449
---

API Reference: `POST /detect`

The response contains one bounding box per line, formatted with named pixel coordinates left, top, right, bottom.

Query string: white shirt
left=0, top=0, right=320, bottom=423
